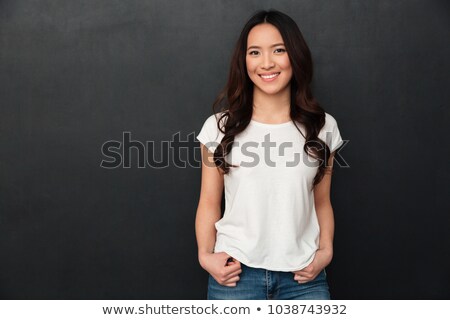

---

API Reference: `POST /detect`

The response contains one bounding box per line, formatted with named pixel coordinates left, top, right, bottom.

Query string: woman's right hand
left=199, top=252, right=242, bottom=287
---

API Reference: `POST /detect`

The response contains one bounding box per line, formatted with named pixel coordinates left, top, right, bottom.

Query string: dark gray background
left=1, top=0, right=449, bottom=299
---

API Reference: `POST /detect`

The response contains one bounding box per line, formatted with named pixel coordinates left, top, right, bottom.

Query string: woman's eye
left=275, top=48, right=286, bottom=53
left=249, top=51, right=259, bottom=55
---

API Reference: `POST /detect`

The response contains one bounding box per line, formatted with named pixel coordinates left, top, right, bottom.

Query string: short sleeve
left=196, top=112, right=226, bottom=154
left=318, top=112, right=344, bottom=153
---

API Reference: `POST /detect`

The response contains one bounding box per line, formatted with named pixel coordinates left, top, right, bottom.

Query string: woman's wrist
left=198, top=250, right=213, bottom=268
left=317, top=247, right=333, bottom=266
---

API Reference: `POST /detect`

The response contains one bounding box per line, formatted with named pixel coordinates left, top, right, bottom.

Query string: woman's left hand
left=292, top=248, right=333, bottom=284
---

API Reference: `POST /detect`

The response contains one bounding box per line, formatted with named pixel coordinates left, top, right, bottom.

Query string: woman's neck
left=252, top=87, right=291, bottom=123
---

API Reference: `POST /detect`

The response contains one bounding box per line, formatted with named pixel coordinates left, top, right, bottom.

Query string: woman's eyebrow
left=247, top=43, right=285, bottom=50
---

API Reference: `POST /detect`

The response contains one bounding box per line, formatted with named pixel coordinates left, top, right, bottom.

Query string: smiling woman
left=246, top=24, right=293, bottom=102
left=195, top=9, right=344, bottom=300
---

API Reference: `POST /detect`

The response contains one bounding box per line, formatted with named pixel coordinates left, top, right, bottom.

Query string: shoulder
left=319, top=112, right=340, bottom=135
left=202, top=111, right=228, bottom=129
left=197, top=111, right=228, bottom=153
left=319, top=111, right=343, bottom=153
left=324, top=112, right=339, bottom=129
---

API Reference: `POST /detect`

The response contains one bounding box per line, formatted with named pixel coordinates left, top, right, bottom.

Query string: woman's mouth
left=259, top=72, right=280, bottom=82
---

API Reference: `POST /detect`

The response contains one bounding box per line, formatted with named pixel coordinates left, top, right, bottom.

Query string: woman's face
left=246, top=23, right=292, bottom=96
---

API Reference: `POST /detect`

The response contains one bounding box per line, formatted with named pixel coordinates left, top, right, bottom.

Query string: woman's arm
left=195, top=143, right=242, bottom=286
left=313, top=151, right=336, bottom=261
left=292, top=151, right=337, bottom=283
left=195, top=144, right=223, bottom=256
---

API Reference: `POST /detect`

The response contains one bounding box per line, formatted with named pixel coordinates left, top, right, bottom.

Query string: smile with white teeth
left=260, top=72, right=280, bottom=79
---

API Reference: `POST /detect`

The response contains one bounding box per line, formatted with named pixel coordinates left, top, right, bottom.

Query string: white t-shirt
left=196, top=111, right=344, bottom=271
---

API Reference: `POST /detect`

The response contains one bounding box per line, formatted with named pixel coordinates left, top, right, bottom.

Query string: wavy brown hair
left=211, top=9, right=332, bottom=189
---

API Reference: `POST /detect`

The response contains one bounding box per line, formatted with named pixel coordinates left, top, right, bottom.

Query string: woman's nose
left=261, top=55, right=275, bottom=69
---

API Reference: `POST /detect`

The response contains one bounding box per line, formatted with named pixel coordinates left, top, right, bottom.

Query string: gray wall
left=1, top=0, right=449, bottom=299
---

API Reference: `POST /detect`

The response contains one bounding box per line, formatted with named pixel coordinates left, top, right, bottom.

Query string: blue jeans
left=207, top=263, right=330, bottom=300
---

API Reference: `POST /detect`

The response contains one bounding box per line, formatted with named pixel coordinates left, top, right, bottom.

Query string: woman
left=195, top=9, right=344, bottom=300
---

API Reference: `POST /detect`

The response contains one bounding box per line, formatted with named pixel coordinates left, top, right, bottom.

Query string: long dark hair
left=212, top=9, right=331, bottom=188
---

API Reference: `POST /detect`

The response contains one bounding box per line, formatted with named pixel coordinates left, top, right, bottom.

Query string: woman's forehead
left=247, top=24, right=284, bottom=47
